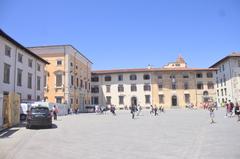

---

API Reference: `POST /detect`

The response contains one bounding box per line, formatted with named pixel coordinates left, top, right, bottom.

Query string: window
left=207, top=72, right=213, bottom=78
left=144, top=84, right=151, bottom=91
left=184, top=94, right=190, bottom=103
left=184, top=82, right=188, bottom=90
left=18, top=53, right=23, bottom=63
left=143, top=74, right=150, bottom=80
left=106, top=85, right=111, bottom=93
left=17, top=68, right=23, bottom=86
left=118, top=84, right=124, bottom=92
left=76, top=65, right=78, bottom=69
left=238, top=60, right=240, bottom=67
left=197, top=82, right=203, bottom=90
left=27, top=94, right=32, bottom=100
left=70, top=62, right=73, bottom=67
left=91, top=76, right=99, bottom=82
left=183, top=74, right=189, bottom=78
left=224, top=88, right=227, bottom=96
left=216, top=78, right=219, bottom=88
left=159, top=95, right=164, bottom=104
left=80, top=80, right=83, bottom=88
left=145, top=95, right=151, bottom=104
left=158, top=83, right=163, bottom=91
left=91, top=97, right=99, bottom=105
left=28, top=73, right=32, bottom=89
left=44, top=75, right=47, bottom=87
left=85, top=81, right=87, bottom=89
left=131, top=84, right=137, bottom=92
left=220, top=79, right=223, bottom=86
left=70, top=98, right=73, bottom=104
left=158, top=75, right=162, bottom=79
left=222, top=64, right=225, bottom=71
left=118, top=75, right=123, bottom=81
left=221, top=89, right=223, bottom=96
left=130, top=74, right=137, bottom=80
left=56, top=74, right=63, bottom=87
left=5, top=45, right=11, bottom=57
left=223, top=74, right=226, bottom=86
left=76, top=78, right=79, bottom=87
left=219, top=66, right=221, bottom=72
left=217, top=90, right=219, bottom=96
left=196, top=73, right=203, bottom=78
left=55, top=96, right=62, bottom=103
left=207, top=82, right=214, bottom=89
left=37, top=76, right=41, bottom=90
left=106, top=96, right=111, bottom=105
left=3, top=63, right=11, bottom=84
left=105, top=76, right=111, bottom=81
left=119, top=96, right=124, bottom=105
left=71, top=75, right=74, bottom=86
left=57, top=60, right=62, bottom=66
left=170, top=74, right=175, bottom=79
left=37, top=63, right=41, bottom=71
left=76, top=99, right=78, bottom=104
left=91, top=86, right=99, bottom=93
left=37, top=96, right=40, bottom=101
left=28, top=59, right=33, bottom=68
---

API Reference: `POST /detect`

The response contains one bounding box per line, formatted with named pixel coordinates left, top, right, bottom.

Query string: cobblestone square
left=1, top=109, right=240, bottom=159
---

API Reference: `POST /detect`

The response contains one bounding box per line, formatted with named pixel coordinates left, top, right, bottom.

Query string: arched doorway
left=172, top=95, right=177, bottom=106
left=131, top=97, right=137, bottom=106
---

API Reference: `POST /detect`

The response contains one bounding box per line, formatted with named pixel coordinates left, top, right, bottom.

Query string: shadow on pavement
left=0, top=129, right=20, bottom=138
left=28, top=124, right=58, bottom=130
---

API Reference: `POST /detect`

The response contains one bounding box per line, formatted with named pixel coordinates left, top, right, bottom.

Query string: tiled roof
left=0, top=29, right=49, bottom=64
left=92, top=67, right=217, bottom=75
left=210, top=52, right=240, bottom=68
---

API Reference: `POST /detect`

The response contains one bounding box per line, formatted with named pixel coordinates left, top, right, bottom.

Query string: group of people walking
left=224, top=100, right=240, bottom=121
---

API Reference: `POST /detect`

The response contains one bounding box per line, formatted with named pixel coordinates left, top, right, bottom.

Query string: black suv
left=26, top=106, right=52, bottom=129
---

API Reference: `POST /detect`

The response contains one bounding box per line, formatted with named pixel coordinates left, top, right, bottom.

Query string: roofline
left=92, top=68, right=218, bottom=75
left=27, top=44, right=93, bottom=64
left=209, top=53, right=240, bottom=68
left=0, top=29, right=49, bottom=64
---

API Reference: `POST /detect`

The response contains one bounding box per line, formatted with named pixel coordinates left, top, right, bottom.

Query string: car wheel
left=48, top=124, right=52, bottom=129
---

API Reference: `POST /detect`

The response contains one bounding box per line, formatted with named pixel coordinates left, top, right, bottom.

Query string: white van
left=20, top=103, right=31, bottom=121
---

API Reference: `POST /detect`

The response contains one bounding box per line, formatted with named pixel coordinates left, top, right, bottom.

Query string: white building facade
left=210, top=53, right=240, bottom=106
left=91, top=70, right=153, bottom=109
left=0, top=29, right=48, bottom=127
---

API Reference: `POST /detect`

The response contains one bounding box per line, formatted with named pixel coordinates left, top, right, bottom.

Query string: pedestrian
left=150, top=105, right=154, bottom=114
left=137, top=104, right=142, bottom=116
left=110, top=105, right=116, bottom=115
left=225, top=101, right=229, bottom=117
left=234, top=102, right=240, bottom=121
left=53, top=105, right=58, bottom=120
left=208, top=103, right=215, bottom=124
left=130, top=105, right=136, bottom=119
left=229, top=100, right=234, bottom=117
left=154, top=105, right=158, bottom=116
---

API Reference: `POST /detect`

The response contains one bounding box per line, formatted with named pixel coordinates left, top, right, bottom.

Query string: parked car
left=26, top=106, right=52, bottom=129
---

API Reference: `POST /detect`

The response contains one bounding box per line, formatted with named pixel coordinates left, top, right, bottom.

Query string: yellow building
left=151, top=56, right=217, bottom=108
left=29, top=45, right=92, bottom=112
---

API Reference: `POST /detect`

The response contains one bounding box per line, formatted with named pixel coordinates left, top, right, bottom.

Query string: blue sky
left=0, top=0, right=239, bottom=70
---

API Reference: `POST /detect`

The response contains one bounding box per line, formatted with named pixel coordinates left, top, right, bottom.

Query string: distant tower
left=163, top=54, right=187, bottom=68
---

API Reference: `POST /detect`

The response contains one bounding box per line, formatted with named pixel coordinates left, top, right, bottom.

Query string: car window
left=31, top=107, right=49, bottom=113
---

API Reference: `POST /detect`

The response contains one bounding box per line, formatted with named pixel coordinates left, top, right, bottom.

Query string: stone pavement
left=0, top=108, right=240, bottom=159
